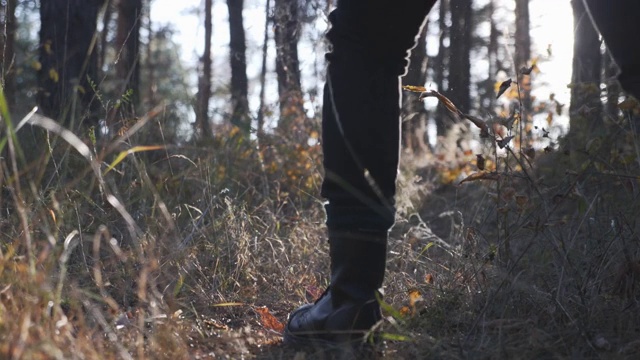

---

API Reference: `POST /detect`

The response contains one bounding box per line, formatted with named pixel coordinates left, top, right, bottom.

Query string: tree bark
left=568, top=0, right=602, bottom=145
left=402, top=19, right=429, bottom=154
left=274, top=0, right=305, bottom=140
left=196, top=0, right=213, bottom=139
left=447, top=0, right=472, bottom=114
left=433, top=0, right=450, bottom=137
left=257, top=0, right=271, bottom=142
left=98, top=0, right=114, bottom=79
left=514, top=0, right=532, bottom=135
left=0, top=0, right=17, bottom=110
left=227, top=0, right=251, bottom=133
left=38, top=0, right=105, bottom=127
left=603, top=50, right=620, bottom=120
left=115, top=0, right=142, bottom=108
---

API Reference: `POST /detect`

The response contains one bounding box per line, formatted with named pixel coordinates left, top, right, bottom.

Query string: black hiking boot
left=283, top=231, right=387, bottom=356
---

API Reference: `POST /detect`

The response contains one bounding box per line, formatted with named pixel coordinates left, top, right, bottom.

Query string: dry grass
left=2, top=96, right=640, bottom=360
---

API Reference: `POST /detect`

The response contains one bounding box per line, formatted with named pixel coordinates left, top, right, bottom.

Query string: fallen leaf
left=305, top=285, right=323, bottom=302
left=408, top=289, right=423, bottom=308
left=255, top=306, right=285, bottom=333
left=425, top=274, right=434, bottom=284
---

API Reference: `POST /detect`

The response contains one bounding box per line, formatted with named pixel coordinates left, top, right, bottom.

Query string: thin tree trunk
left=38, top=0, right=105, bottom=127
left=514, top=0, right=532, bottom=136
left=145, top=0, right=156, bottom=105
left=434, top=0, right=449, bottom=137
left=115, top=0, right=142, bottom=108
left=604, top=50, right=620, bottom=120
left=98, top=0, right=113, bottom=78
left=0, top=0, right=17, bottom=110
left=257, top=0, right=271, bottom=142
left=196, top=0, right=213, bottom=139
left=227, top=0, right=250, bottom=133
left=568, top=0, right=602, bottom=145
left=486, top=0, right=498, bottom=114
left=274, top=0, right=305, bottom=140
left=448, top=0, right=472, bottom=113
left=402, top=19, right=429, bottom=154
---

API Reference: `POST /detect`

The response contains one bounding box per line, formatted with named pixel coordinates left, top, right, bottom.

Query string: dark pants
left=320, top=0, right=640, bottom=233
left=321, top=0, right=437, bottom=233
left=583, top=0, right=640, bottom=99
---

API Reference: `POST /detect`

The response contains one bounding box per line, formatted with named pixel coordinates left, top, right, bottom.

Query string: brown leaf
left=305, top=285, right=323, bottom=302
left=523, top=147, right=536, bottom=159
left=496, top=135, right=514, bottom=149
left=515, top=195, right=529, bottom=208
left=459, top=172, right=500, bottom=185
left=496, top=78, right=513, bottom=99
left=520, top=64, right=536, bottom=75
left=255, top=306, right=285, bottom=333
left=618, top=98, right=639, bottom=111
left=555, top=100, right=565, bottom=115
left=425, top=274, right=434, bottom=284
left=476, top=154, right=486, bottom=171
left=500, top=109, right=518, bottom=131
left=463, top=114, right=491, bottom=135
left=420, top=90, right=462, bottom=117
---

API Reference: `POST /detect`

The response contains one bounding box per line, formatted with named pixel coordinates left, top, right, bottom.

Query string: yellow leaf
left=44, top=40, right=53, bottom=55
left=49, top=68, right=59, bottom=83
left=402, top=85, right=427, bottom=93
left=31, top=60, right=42, bottom=71
left=103, top=145, right=165, bottom=175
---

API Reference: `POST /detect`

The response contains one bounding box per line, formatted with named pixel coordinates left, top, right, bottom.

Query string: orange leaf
left=408, top=289, right=423, bottom=308
left=425, top=274, right=434, bottom=284
left=255, top=306, right=285, bottom=333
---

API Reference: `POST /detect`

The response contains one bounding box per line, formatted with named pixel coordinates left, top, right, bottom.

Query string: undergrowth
left=1, top=79, right=640, bottom=360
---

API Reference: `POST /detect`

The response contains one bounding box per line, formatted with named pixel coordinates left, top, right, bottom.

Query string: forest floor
left=2, top=113, right=640, bottom=359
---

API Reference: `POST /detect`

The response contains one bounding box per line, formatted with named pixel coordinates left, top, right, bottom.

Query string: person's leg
left=583, top=0, right=640, bottom=99
left=284, top=0, right=437, bottom=348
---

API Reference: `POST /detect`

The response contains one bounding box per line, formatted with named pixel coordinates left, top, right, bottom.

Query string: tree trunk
left=568, top=0, right=602, bottom=145
left=603, top=50, right=620, bottom=120
left=433, top=0, right=449, bottom=137
left=274, top=0, right=305, bottom=140
left=402, top=19, right=429, bottom=154
left=0, top=0, right=17, bottom=110
left=227, top=0, right=251, bottom=133
left=38, top=0, right=104, bottom=127
left=447, top=0, right=472, bottom=114
left=196, top=0, right=213, bottom=140
left=257, top=0, right=271, bottom=142
left=115, top=0, right=142, bottom=109
left=99, top=0, right=114, bottom=79
left=485, top=0, right=498, bottom=113
left=514, top=0, right=532, bottom=136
